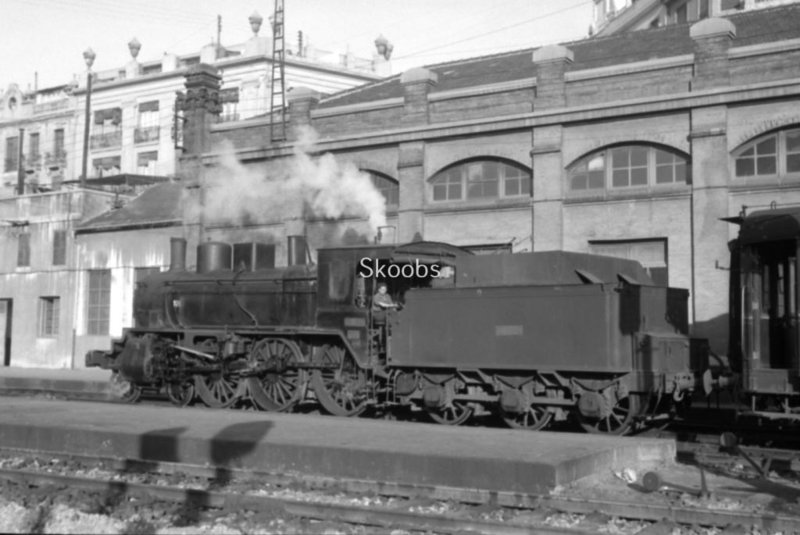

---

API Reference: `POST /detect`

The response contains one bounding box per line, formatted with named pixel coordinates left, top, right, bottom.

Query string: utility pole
left=270, top=0, right=286, bottom=142
left=80, top=48, right=96, bottom=188
left=217, top=15, right=222, bottom=59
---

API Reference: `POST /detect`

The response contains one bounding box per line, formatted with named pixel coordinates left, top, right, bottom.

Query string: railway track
left=1, top=448, right=799, bottom=534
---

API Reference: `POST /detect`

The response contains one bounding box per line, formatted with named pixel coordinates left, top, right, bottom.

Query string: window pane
left=631, top=167, right=648, bottom=186
left=630, top=147, right=648, bottom=167
left=571, top=175, right=587, bottom=190
left=588, top=171, right=604, bottom=189
left=674, top=162, right=687, bottom=183
left=787, top=130, right=800, bottom=152
left=655, top=150, right=673, bottom=165
left=520, top=176, right=531, bottom=195
left=787, top=154, right=800, bottom=173
left=612, top=169, right=628, bottom=187
left=611, top=148, right=629, bottom=169
left=757, top=136, right=777, bottom=155
left=53, top=230, right=66, bottom=265
left=756, top=156, right=776, bottom=175
left=736, top=158, right=755, bottom=177
left=656, top=165, right=673, bottom=184
left=433, top=184, right=446, bottom=201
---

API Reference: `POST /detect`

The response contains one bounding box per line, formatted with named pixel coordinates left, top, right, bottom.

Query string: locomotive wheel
left=578, top=394, right=639, bottom=435
left=110, top=372, right=142, bottom=403
left=502, top=404, right=552, bottom=431
left=310, top=345, right=369, bottom=417
left=246, top=338, right=308, bottom=412
left=426, top=401, right=473, bottom=426
left=195, top=373, right=242, bottom=409
left=166, top=380, right=195, bottom=407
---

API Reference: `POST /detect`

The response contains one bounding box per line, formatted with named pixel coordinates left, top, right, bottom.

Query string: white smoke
left=195, top=126, right=387, bottom=233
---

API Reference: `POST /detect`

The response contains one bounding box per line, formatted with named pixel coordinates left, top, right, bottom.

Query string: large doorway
left=0, top=300, right=12, bottom=366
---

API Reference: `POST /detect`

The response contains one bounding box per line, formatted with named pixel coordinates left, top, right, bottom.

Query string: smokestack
left=169, top=237, right=187, bottom=271
left=287, top=235, right=307, bottom=266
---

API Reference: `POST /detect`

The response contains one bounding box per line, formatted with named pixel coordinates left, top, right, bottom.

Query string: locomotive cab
left=316, top=242, right=471, bottom=365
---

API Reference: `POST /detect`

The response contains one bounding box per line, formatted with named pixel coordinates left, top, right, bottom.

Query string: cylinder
left=287, top=235, right=307, bottom=266
left=196, top=242, right=232, bottom=273
left=169, top=237, right=187, bottom=272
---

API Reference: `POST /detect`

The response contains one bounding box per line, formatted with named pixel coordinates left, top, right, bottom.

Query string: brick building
left=176, top=4, right=800, bottom=355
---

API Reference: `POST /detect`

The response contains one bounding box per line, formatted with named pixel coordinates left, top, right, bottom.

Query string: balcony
left=45, top=151, right=67, bottom=169
left=134, top=126, right=160, bottom=144
left=33, top=99, right=69, bottom=115
left=90, top=131, right=122, bottom=150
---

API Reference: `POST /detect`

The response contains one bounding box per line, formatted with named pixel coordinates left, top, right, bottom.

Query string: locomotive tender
left=87, top=236, right=699, bottom=434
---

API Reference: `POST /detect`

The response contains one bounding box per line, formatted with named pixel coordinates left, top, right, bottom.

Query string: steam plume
left=190, top=126, right=387, bottom=232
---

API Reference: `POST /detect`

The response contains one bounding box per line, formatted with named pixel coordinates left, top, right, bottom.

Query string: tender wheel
left=426, top=401, right=473, bottom=426
left=246, top=338, right=307, bottom=412
left=194, top=373, right=242, bottom=409
left=310, top=345, right=369, bottom=417
left=166, top=380, right=194, bottom=407
left=502, top=404, right=552, bottom=430
left=578, top=394, right=639, bottom=435
left=110, top=372, right=142, bottom=403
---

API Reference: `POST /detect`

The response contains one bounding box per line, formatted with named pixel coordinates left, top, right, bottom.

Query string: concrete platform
left=0, top=396, right=675, bottom=495
left=0, top=367, right=112, bottom=398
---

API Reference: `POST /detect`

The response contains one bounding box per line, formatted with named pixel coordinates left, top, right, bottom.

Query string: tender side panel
left=390, top=284, right=631, bottom=372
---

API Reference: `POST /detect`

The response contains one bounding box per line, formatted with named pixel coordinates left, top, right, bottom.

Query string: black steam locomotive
left=87, top=236, right=700, bottom=435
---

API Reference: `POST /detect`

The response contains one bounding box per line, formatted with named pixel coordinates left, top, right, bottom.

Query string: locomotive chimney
left=287, top=235, right=307, bottom=266
left=169, top=237, right=187, bottom=271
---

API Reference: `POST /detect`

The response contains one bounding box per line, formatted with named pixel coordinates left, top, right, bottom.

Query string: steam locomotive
left=87, top=235, right=701, bottom=435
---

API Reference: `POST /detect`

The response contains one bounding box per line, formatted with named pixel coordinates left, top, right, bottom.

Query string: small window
left=53, top=129, right=65, bottom=156
left=568, top=145, right=688, bottom=192
left=17, top=233, right=30, bottom=267
left=368, top=172, right=399, bottom=208
left=53, top=230, right=67, bottom=266
left=5, top=136, right=19, bottom=172
left=326, top=260, right=352, bottom=303
left=734, top=128, right=800, bottom=179
left=430, top=159, right=530, bottom=202
left=39, top=297, right=60, bottom=337
left=87, top=269, right=111, bottom=335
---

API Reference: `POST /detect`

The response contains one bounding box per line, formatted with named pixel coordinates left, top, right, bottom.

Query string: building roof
left=76, top=181, right=183, bottom=233
left=319, top=3, right=800, bottom=109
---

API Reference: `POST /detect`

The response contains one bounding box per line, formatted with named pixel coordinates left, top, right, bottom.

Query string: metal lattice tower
left=270, top=0, right=286, bottom=142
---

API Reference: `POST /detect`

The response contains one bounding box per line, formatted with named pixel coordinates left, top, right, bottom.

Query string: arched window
left=367, top=171, right=399, bottom=208
left=734, top=128, right=800, bottom=178
left=430, top=159, right=531, bottom=202
left=568, top=145, right=688, bottom=192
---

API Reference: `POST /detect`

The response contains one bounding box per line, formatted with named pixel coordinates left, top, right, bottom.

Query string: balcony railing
left=90, top=131, right=122, bottom=150
left=33, top=99, right=70, bottom=115
left=134, top=126, right=160, bottom=144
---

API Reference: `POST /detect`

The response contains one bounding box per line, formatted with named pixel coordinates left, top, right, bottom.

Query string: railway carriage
left=725, top=206, right=800, bottom=421
left=87, top=236, right=699, bottom=434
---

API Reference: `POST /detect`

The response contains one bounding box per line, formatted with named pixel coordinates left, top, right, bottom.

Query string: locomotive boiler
left=87, top=236, right=700, bottom=434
